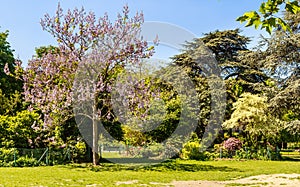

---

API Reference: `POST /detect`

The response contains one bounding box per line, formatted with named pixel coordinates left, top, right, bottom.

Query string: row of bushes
left=180, top=137, right=281, bottom=161
left=0, top=148, right=39, bottom=167
left=0, top=138, right=283, bottom=167
left=101, top=137, right=281, bottom=161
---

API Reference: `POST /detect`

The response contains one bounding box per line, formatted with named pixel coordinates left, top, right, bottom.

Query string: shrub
left=180, top=141, right=207, bottom=160
left=0, top=148, right=17, bottom=162
left=141, top=142, right=164, bottom=158
left=223, top=137, right=242, bottom=156
left=14, top=156, right=39, bottom=167
left=233, top=146, right=280, bottom=160
left=71, top=141, right=87, bottom=162
left=0, top=110, right=44, bottom=148
left=211, top=144, right=230, bottom=159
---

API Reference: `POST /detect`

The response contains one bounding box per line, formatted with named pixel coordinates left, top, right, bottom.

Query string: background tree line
left=0, top=2, right=299, bottom=164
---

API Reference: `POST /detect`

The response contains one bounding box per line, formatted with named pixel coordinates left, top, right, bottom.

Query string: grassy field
left=0, top=159, right=299, bottom=186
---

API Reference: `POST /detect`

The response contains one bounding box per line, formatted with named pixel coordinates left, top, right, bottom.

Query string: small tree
left=24, top=4, right=154, bottom=165
left=222, top=93, right=280, bottom=147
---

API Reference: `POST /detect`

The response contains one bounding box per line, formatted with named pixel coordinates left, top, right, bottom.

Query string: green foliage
left=122, top=125, right=147, bottom=147
left=251, top=9, right=300, bottom=143
left=0, top=31, right=16, bottom=85
left=0, top=90, right=23, bottom=116
left=180, top=141, right=207, bottom=160
left=35, top=45, right=59, bottom=58
left=172, top=29, right=268, bottom=139
left=14, top=156, right=39, bottom=167
left=0, top=110, right=43, bottom=148
left=237, top=0, right=300, bottom=34
left=0, top=148, right=40, bottom=167
left=140, top=142, right=164, bottom=158
left=68, top=140, right=87, bottom=162
left=234, top=146, right=280, bottom=161
left=223, top=93, right=280, bottom=146
left=224, top=93, right=285, bottom=149
left=144, top=82, right=182, bottom=142
left=0, top=30, right=23, bottom=115
left=0, top=148, right=16, bottom=163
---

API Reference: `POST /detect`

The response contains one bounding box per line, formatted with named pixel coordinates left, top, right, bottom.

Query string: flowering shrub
left=180, top=141, right=209, bottom=160
left=224, top=137, right=242, bottom=152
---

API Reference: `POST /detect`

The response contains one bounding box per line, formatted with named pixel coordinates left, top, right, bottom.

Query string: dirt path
left=116, top=173, right=300, bottom=187
left=171, top=173, right=300, bottom=187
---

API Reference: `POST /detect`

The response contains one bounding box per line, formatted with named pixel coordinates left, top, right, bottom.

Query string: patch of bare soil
left=171, top=173, right=300, bottom=187
left=115, top=180, right=139, bottom=186
left=116, top=174, right=300, bottom=186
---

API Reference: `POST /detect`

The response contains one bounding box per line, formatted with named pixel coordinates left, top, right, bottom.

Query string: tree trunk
left=92, top=107, right=99, bottom=165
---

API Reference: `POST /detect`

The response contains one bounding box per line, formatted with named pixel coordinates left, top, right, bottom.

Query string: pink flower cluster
left=224, top=137, right=242, bottom=152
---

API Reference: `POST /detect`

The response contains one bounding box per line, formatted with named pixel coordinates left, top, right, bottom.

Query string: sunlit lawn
left=0, top=159, right=299, bottom=186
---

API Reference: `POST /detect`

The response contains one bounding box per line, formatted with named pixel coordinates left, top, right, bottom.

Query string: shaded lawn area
left=281, top=151, right=300, bottom=161
left=0, top=160, right=300, bottom=186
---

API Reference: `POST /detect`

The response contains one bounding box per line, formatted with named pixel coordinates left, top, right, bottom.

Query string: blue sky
left=0, top=0, right=267, bottom=66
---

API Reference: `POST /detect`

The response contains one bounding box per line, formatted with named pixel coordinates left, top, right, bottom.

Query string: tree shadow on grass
left=75, top=159, right=243, bottom=172
left=281, top=156, right=300, bottom=161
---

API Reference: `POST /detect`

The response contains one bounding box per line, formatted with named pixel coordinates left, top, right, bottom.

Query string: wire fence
left=0, top=147, right=73, bottom=166
left=1, top=145, right=299, bottom=167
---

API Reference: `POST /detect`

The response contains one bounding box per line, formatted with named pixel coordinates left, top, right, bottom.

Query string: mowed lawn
left=0, top=160, right=300, bottom=186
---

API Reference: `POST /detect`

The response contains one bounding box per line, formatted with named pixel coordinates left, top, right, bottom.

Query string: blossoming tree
left=24, top=4, right=154, bottom=165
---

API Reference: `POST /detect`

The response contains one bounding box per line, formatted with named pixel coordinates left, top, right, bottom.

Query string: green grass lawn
left=0, top=159, right=299, bottom=186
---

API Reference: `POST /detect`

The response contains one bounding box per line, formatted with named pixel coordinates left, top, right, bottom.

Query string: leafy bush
left=0, top=110, right=44, bottom=148
left=72, top=141, right=87, bottom=162
left=224, top=137, right=242, bottom=152
left=211, top=144, right=230, bottom=159
left=0, top=148, right=17, bottom=166
left=0, top=148, right=42, bottom=167
left=0, top=148, right=16, bottom=161
left=141, top=142, right=164, bottom=158
left=180, top=141, right=208, bottom=160
left=14, top=156, right=39, bottom=167
left=234, top=146, right=280, bottom=160
left=164, top=136, right=184, bottom=159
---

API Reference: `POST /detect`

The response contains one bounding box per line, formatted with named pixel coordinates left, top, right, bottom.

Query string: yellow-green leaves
left=285, top=0, right=300, bottom=14
left=147, top=45, right=154, bottom=51
left=237, top=11, right=262, bottom=29
left=276, top=17, right=291, bottom=32
left=237, top=0, right=300, bottom=34
left=262, top=17, right=276, bottom=34
left=55, top=17, right=59, bottom=23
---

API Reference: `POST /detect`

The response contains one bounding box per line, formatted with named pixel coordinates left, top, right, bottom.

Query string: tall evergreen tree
left=171, top=29, right=269, bottom=138
left=0, top=30, right=23, bottom=115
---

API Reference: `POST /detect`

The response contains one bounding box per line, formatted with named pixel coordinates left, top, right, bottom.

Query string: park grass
left=0, top=159, right=299, bottom=186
